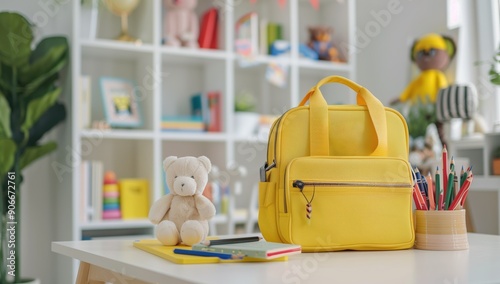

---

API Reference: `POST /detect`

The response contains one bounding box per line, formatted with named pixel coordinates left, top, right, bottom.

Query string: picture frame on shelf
left=99, top=77, right=143, bottom=128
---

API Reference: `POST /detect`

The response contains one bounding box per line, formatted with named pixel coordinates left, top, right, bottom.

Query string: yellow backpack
left=258, top=76, right=415, bottom=252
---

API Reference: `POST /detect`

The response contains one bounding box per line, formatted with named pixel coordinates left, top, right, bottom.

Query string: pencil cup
left=414, top=210, right=469, bottom=250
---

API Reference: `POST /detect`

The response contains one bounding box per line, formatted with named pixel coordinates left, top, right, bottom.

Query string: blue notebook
left=192, top=241, right=301, bottom=259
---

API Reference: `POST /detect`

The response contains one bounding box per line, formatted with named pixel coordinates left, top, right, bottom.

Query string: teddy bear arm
left=148, top=194, right=174, bottom=224
left=195, top=195, right=216, bottom=219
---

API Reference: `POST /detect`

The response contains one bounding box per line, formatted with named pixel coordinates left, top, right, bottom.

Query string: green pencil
left=435, top=167, right=441, bottom=210
left=444, top=171, right=455, bottom=210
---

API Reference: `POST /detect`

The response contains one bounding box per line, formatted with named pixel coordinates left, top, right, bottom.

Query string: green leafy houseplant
left=0, top=12, right=69, bottom=283
left=487, top=45, right=500, bottom=85
left=406, top=99, right=437, bottom=139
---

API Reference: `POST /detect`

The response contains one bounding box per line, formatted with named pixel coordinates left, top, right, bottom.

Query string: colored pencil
left=442, top=145, right=448, bottom=208
left=426, top=172, right=435, bottom=210
left=449, top=171, right=473, bottom=210
left=444, top=171, right=455, bottom=210
left=435, top=166, right=441, bottom=211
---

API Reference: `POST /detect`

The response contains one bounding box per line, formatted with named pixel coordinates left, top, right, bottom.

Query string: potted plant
left=0, top=12, right=69, bottom=283
left=233, top=90, right=259, bottom=137
left=493, top=147, right=500, bottom=176
left=487, top=45, right=500, bottom=85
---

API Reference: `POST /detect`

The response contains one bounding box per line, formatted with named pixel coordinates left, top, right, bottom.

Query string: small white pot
left=233, top=112, right=260, bottom=138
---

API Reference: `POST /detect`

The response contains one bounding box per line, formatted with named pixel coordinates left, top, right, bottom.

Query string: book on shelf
left=207, top=91, right=222, bottom=132
left=119, top=179, right=150, bottom=219
left=189, top=91, right=222, bottom=132
left=259, top=18, right=268, bottom=55
left=267, top=22, right=283, bottom=55
left=79, top=75, right=92, bottom=129
left=235, top=12, right=259, bottom=57
left=80, top=160, right=104, bottom=222
left=161, top=116, right=205, bottom=132
left=198, top=7, right=219, bottom=49
left=191, top=92, right=209, bottom=130
left=192, top=241, right=301, bottom=260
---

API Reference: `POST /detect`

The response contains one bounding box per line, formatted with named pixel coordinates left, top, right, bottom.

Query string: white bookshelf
left=66, top=0, right=357, bottom=281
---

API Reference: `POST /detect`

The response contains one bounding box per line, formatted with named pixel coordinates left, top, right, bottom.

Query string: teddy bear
left=163, top=0, right=199, bottom=48
left=307, top=26, right=341, bottom=62
left=148, top=156, right=216, bottom=246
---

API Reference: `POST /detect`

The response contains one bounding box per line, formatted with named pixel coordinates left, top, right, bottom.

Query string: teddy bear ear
left=163, top=156, right=178, bottom=172
left=197, top=156, right=212, bottom=173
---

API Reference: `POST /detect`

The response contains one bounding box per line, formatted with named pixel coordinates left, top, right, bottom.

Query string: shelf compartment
left=233, top=0, right=291, bottom=57
left=161, top=57, right=226, bottom=133
left=298, top=0, right=351, bottom=63
left=80, top=0, right=154, bottom=44
left=80, top=138, right=154, bottom=186
left=234, top=63, right=293, bottom=118
left=81, top=48, right=155, bottom=131
left=161, top=0, right=227, bottom=51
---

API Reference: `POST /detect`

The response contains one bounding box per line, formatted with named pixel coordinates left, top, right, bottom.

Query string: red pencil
left=449, top=171, right=473, bottom=210
left=413, top=181, right=428, bottom=210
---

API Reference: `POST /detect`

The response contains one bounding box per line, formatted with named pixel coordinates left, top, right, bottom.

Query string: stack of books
left=161, top=116, right=205, bottom=132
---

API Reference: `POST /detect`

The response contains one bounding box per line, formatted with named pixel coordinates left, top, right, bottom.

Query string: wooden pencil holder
left=414, top=209, right=469, bottom=250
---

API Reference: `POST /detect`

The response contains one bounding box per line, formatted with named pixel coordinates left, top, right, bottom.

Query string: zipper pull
left=293, top=180, right=305, bottom=191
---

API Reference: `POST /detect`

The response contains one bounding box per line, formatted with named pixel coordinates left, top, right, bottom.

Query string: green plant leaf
left=19, top=142, right=57, bottom=170
left=0, top=91, right=11, bottom=138
left=21, top=87, right=61, bottom=133
left=0, top=12, right=33, bottom=67
left=19, top=38, right=69, bottom=96
left=0, top=139, right=16, bottom=176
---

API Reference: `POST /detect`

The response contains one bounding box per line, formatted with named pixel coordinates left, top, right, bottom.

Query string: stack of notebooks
left=133, top=236, right=301, bottom=264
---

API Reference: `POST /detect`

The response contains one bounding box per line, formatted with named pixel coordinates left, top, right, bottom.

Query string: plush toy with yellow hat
left=397, top=33, right=456, bottom=104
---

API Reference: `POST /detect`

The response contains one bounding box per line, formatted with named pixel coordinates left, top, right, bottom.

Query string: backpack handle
left=299, top=76, right=388, bottom=157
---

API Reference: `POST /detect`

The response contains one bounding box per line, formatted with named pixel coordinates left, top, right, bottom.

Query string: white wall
left=1, top=1, right=73, bottom=283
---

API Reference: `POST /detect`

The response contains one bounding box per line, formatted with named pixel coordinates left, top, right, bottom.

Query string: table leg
left=76, top=261, right=152, bottom=284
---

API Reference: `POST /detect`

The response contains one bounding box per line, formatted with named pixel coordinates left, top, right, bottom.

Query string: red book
left=207, top=92, right=222, bottom=132
left=198, top=8, right=219, bottom=49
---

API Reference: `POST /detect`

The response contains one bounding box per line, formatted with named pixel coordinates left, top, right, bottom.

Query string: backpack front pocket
left=284, top=156, right=414, bottom=251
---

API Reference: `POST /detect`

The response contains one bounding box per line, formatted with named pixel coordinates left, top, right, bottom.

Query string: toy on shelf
left=148, top=156, right=216, bottom=246
left=307, top=26, right=342, bottom=62
left=102, top=171, right=121, bottom=220
left=395, top=33, right=456, bottom=104
left=163, top=0, right=199, bottom=48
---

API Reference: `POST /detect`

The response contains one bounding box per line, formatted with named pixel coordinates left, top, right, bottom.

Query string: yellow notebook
left=133, top=239, right=288, bottom=264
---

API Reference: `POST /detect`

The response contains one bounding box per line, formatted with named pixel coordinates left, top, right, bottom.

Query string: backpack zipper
left=293, top=180, right=412, bottom=190
left=286, top=179, right=412, bottom=213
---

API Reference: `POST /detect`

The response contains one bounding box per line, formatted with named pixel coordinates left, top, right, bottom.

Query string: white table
left=52, top=233, right=500, bottom=284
